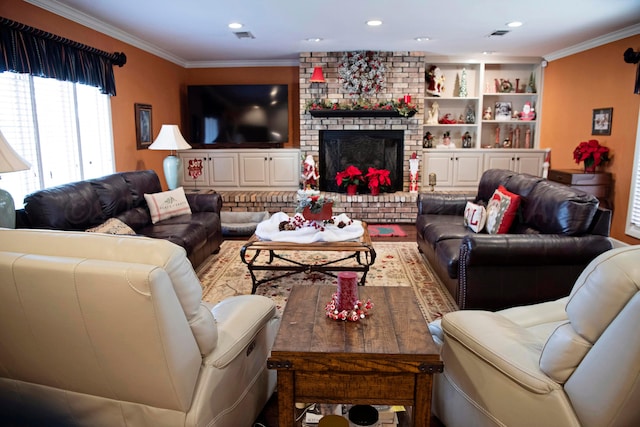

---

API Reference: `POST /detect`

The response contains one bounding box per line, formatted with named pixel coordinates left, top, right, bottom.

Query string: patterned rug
left=196, top=241, right=458, bottom=323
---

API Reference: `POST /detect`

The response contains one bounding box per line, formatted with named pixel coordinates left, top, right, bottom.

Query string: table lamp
left=0, top=129, right=31, bottom=228
left=148, top=124, right=192, bottom=189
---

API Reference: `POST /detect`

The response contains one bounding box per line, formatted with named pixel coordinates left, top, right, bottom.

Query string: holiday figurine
left=301, top=154, right=319, bottom=190
left=426, top=65, right=445, bottom=96
left=409, top=152, right=419, bottom=193
left=459, top=68, right=468, bottom=97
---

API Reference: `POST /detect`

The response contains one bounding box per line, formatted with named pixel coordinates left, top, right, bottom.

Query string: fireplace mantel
left=309, top=109, right=416, bottom=118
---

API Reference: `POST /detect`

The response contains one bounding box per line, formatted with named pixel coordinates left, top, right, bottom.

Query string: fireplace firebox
left=319, top=130, right=404, bottom=193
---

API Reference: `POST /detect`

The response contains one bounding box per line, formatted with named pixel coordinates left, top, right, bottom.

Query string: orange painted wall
left=1, top=0, right=185, bottom=187
left=184, top=67, right=300, bottom=148
left=540, top=35, right=640, bottom=244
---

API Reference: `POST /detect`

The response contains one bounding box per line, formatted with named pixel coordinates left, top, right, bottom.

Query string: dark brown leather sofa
left=15, top=170, right=223, bottom=268
left=416, top=169, right=613, bottom=311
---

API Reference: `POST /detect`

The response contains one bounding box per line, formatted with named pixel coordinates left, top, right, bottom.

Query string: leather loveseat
left=416, top=169, right=613, bottom=311
left=0, top=228, right=279, bottom=426
left=15, top=170, right=223, bottom=268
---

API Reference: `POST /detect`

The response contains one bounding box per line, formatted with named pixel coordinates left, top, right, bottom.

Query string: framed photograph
left=494, top=102, right=512, bottom=121
left=592, top=107, right=613, bottom=135
left=135, top=103, right=153, bottom=149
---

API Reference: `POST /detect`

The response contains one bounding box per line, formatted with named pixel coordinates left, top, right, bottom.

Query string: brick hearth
left=219, top=191, right=418, bottom=223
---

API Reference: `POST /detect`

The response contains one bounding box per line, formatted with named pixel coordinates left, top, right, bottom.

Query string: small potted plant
left=365, top=167, right=391, bottom=196
left=573, top=139, right=610, bottom=173
left=296, top=194, right=334, bottom=221
left=336, top=165, right=363, bottom=195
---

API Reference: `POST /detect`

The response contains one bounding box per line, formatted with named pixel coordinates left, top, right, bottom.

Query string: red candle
left=337, top=272, right=358, bottom=312
left=404, top=94, right=411, bottom=104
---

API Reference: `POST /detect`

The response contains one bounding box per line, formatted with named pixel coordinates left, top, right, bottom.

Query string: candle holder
left=429, top=173, right=437, bottom=192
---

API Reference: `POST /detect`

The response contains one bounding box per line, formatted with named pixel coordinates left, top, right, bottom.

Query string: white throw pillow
left=86, top=217, right=136, bottom=235
left=463, top=201, right=486, bottom=233
left=144, top=187, right=192, bottom=224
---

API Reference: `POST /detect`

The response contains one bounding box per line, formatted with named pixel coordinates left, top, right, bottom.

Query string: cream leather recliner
left=429, top=245, right=640, bottom=427
left=0, top=228, right=280, bottom=427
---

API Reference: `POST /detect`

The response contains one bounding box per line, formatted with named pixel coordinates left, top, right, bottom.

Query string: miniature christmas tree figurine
left=526, top=72, right=537, bottom=93
left=459, top=68, right=468, bottom=97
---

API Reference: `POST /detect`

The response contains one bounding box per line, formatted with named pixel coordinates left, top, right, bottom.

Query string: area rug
left=196, top=241, right=457, bottom=323
left=368, top=223, right=408, bottom=237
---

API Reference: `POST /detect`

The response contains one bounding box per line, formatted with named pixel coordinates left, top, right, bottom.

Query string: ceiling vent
left=489, top=30, right=510, bottom=37
left=233, top=31, right=255, bottom=39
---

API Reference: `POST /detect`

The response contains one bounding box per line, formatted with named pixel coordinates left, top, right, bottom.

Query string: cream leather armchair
left=0, top=228, right=280, bottom=427
left=429, top=245, right=640, bottom=427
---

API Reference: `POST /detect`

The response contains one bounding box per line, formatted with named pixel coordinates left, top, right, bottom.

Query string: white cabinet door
left=484, top=150, right=545, bottom=176
left=210, top=152, right=239, bottom=187
left=269, top=151, right=300, bottom=187
left=483, top=151, right=515, bottom=171
left=239, top=152, right=270, bottom=186
left=179, top=152, right=209, bottom=188
left=424, top=151, right=455, bottom=187
left=513, top=151, right=544, bottom=176
left=453, top=152, right=483, bottom=187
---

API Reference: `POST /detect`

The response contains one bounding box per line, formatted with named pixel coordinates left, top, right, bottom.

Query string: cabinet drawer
left=548, top=169, right=611, bottom=185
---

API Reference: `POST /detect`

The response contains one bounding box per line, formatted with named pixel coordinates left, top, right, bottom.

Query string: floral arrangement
left=295, top=194, right=333, bottom=214
left=573, top=139, right=610, bottom=170
left=365, top=167, right=391, bottom=191
left=325, top=293, right=373, bottom=321
left=338, top=51, right=385, bottom=97
left=305, top=98, right=418, bottom=117
left=336, top=165, right=364, bottom=187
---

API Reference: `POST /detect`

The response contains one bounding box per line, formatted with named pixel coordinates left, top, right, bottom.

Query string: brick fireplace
left=299, top=51, right=425, bottom=192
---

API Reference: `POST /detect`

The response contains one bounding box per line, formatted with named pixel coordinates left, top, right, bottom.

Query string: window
left=625, top=107, right=640, bottom=239
left=0, top=72, right=114, bottom=208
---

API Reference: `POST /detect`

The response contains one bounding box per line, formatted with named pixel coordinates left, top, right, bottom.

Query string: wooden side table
left=547, top=169, right=613, bottom=209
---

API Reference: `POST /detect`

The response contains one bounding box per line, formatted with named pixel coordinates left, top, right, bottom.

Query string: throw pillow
left=86, top=217, right=136, bottom=235
left=144, top=187, right=192, bottom=224
left=485, top=185, right=521, bottom=234
left=463, top=201, right=486, bottom=233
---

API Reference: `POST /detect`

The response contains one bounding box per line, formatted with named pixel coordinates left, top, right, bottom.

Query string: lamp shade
left=0, top=129, right=31, bottom=173
left=310, top=66, right=325, bottom=83
left=148, top=125, right=192, bottom=151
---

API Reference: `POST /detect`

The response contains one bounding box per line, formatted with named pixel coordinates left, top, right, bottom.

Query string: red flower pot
left=370, top=186, right=380, bottom=196
left=584, top=164, right=596, bottom=173
left=346, top=184, right=358, bottom=195
left=302, top=202, right=333, bottom=221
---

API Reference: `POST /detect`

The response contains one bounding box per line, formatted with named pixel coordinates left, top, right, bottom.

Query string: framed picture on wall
left=494, top=102, right=512, bottom=121
left=135, top=103, right=153, bottom=149
left=592, top=107, right=613, bottom=136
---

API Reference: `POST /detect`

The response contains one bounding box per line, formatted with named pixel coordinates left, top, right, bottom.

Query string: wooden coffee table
left=240, top=222, right=376, bottom=294
left=267, top=285, right=443, bottom=427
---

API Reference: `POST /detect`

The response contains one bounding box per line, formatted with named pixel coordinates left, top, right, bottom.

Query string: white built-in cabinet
left=423, top=149, right=546, bottom=190
left=178, top=149, right=300, bottom=190
left=422, top=58, right=545, bottom=190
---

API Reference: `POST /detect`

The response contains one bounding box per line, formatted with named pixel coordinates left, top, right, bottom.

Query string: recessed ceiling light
left=415, top=37, right=430, bottom=42
left=306, top=37, right=323, bottom=42
left=507, top=21, right=523, bottom=28
left=482, top=51, right=494, bottom=55
left=366, top=20, right=383, bottom=26
left=228, top=22, right=243, bottom=29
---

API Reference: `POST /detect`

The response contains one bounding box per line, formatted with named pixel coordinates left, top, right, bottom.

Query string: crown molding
left=545, top=23, right=640, bottom=62
left=24, top=0, right=188, bottom=67
left=184, top=59, right=299, bottom=68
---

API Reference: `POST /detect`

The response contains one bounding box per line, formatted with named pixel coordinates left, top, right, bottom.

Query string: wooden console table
left=548, top=169, right=613, bottom=209
left=268, top=285, right=442, bottom=427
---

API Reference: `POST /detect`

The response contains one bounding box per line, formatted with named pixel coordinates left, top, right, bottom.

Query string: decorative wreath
left=338, top=51, right=386, bottom=97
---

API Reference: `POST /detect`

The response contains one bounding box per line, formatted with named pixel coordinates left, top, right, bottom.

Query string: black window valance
left=0, top=17, right=126, bottom=96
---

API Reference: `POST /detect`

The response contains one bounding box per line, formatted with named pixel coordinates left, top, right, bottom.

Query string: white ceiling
left=26, top=0, right=640, bottom=67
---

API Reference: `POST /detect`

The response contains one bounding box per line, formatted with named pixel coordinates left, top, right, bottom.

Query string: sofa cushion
left=139, top=223, right=206, bottom=255
left=86, top=218, right=136, bottom=235
left=144, top=187, right=192, bottom=224
left=476, top=169, right=515, bottom=204
left=90, top=173, right=134, bottom=218
left=464, top=202, right=486, bottom=233
left=523, top=180, right=598, bottom=235
left=421, top=215, right=471, bottom=248
left=436, top=239, right=463, bottom=279
left=121, top=170, right=163, bottom=208
left=486, top=185, right=521, bottom=234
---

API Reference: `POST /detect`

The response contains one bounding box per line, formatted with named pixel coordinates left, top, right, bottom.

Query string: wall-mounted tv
left=187, top=84, right=289, bottom=148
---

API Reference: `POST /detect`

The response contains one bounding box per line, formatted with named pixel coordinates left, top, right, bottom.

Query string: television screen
left=187, top=84, right=289, bottom=147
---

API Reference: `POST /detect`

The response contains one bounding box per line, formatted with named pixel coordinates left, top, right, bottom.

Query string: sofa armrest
left=186, top=192, right=222, bottom=214
left=417, top=192, right=475, bottom=215
left=461, top=234, right=613, bottom=266
left=457, top=234, right=613, bottom=310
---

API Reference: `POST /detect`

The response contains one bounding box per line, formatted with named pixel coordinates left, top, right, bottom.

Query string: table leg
left=412, top=374, right=433, bottom=427
left=277, top=370, right=295, bottom=427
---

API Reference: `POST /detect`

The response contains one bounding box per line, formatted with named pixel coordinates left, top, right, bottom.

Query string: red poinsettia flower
left=365, top=167, right=391, bottom=190
left=573, top=139, right=610, bottom=168
left=336, top=165, right=363, bottom=187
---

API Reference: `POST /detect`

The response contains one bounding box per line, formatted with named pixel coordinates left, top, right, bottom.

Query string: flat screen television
left=187, top=84, right=289, bottom=148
